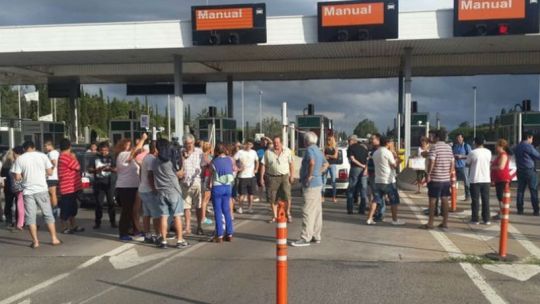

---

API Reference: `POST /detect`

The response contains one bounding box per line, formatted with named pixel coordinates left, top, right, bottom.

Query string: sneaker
left=481, top=221, right=491, bottom=225
left=366, top=219, right=376, bottom=225
left=290, top=239, right=311, bottom=247
left=311, top=238, right=321, bottom=244
left=469, top=221, right=480, bottom=225
left=62, top=228, right=73, bottom=234
left=119, top=235, right=133, bottom=241
left=237, top=207, right=243, bottom=214
left=158, top=242, right=168, bottom=249
left=176, top=239, right=190, bottom=249
left=203, top=218, right=213, bottom=225
left=392, top=219, right=406, bottom=226
left=144, top=236, right=156, bottom=244
left=72, top=226, right=85, bottom=233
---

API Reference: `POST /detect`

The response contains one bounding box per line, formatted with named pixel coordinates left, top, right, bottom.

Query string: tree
left=353, top=119, right=378, bottom=138
left=253, top=117, right=282, bottom=138
left=458, top=121, right=470, bottom=128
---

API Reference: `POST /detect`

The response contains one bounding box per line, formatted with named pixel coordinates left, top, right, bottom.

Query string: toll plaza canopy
left=1, top=8, right=540, bottom=85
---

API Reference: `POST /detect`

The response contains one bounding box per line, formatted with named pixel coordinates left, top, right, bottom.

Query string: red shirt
left=491, top=152, right=511, bottom=183
left=58, top=152, right=81, bottom=195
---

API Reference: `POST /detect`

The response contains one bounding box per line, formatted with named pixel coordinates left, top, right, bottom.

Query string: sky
left=1, top=0, right=538, bottom=134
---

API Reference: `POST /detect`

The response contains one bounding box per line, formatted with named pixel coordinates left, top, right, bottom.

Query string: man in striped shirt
left=58, top=139, right=84, bottom=234
left=424, top=129, right=455, bottom=229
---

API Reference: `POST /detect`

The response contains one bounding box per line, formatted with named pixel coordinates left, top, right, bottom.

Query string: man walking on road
left=260, top=136, right=294, bottom=223
left=467, top=137, right=492, bottom=225
left=234, top=140, right=259, bottom=214
left=11, top=141, right=61, bottom=248
left=423, top=130, right=454, bottom=230
left=366, top=137, right=405, bottom=226
left=514, top=132, right=540, bottom=215
left=453, top=133, right=471, bottom=201
left=346, top=135, right=369, bottom=215
left=291, top=132, right=328, bottom=247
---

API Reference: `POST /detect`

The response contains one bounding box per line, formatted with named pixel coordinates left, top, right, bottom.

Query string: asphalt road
left=1, top=189, right=539, bottom=304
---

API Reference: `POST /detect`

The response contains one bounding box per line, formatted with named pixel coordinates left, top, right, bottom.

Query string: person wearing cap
left=346, top=134, right=369, bottom=215
left=466, top=137, right=492, bottom=225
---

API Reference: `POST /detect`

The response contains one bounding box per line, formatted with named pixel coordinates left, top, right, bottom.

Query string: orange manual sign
left=458, top=0, right=526, bottom=21
left=195, top=7, right=254, bottom=31
left=321, top=2, right=385, bottom=27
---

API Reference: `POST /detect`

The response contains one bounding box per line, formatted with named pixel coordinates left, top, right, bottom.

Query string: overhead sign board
left=454, top=0, right=539, bottom=36
left=318, top=0, right=398, bottom=42
left=191, top=3, right=267, bottom=45
left=126, top=84, right=206, bottom=95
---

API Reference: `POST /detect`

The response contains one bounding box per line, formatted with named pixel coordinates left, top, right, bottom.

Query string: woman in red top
left=491, top=139, right=511, bottom=219
left=58, top=139, right=83, bottom=234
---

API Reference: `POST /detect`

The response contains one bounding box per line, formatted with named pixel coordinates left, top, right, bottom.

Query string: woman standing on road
left=115, top=135, right=146, bottom=241
left=416, top=136, right=430, bottom=194
left=491, top=139, right=511, bottom=220
left=208, top=144, right=235, bottom=243
left=323, top=135, right=339, bottom=203
left=198, top=141, right=214, bottom=235
left=1, top=147, right=25, bottom=229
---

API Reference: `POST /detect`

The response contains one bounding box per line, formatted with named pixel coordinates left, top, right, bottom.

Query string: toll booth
left=196, top=117, right=237, bottom=143
left=296, top=114, right=331, bottom=156
left=411, top=112, right=429, bottom=151
left=109, top=119, right=143, bottom=146
left=497, top=111, right=540, bottom=147
left=0, top=119, right=65, bottom=150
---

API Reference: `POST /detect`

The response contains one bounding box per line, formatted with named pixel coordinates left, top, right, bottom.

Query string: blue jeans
left=346, top=167, right=367, bottom=213
left=455, top=167, right=470, bottom=198
left=322, top=165, right=337, bottom=197
left=212, top=185, right=234, bottom=237
left=516, top=168, right=540, bottom=214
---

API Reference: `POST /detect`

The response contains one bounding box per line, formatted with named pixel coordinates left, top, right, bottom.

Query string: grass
left=445, top=255, right=496, bottom=265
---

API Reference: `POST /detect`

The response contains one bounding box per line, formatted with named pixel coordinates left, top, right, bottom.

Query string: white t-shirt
left=373, top=147, right=397, bottom=184
left=47, top=150, right=59, bottom=181
left=234, top=149, right=259, bottom=178
left=138, top=154, right=156, bottom=193
left=11, top=151, right=53, bottom=195
left=466, top=147, right=492, bottom=184
left=116, top=151, right=140, bottom=188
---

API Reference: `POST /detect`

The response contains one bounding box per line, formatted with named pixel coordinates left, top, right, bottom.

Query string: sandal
left=52, top=240, right=63, bottom=246
left=419, top=224, right=434, bottom=230
left=29, top=242, right=39, bottom=249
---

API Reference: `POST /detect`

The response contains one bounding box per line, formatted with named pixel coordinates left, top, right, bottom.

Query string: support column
left=174, top=55, right=184, bottom=140
left=403, top=48, right=413, bottom=163
left=398, top=71, right=404, bottom=115
left=69, top=85, right=79, bottom=144
left=227, top=76, right=234, bottom=118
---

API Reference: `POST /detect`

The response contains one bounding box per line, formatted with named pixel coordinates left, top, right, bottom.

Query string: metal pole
left=403, top=48, right=413, bottom=163
left=227, top=76, right=234, bottom=118
left=167, top=95, right=171, bottom=140
left=473, top=86, right=477, bottom=139
left=174, top=55, right=184, bottom=140
left=259, top=90, right=263, bottom=134
left=53, top=98, right=57, bottom=122
left=18, top=85, right=22, bottom=120
left=396, top=113, right=401, bottom=153
left=241, top=82, right=245, bottom=143
left=282, top=102, right=288, bottom=148
left=289, top=122, right=296, bottom=155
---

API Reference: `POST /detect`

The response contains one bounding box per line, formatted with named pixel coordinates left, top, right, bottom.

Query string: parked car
left=324, top=146, right=350, bottom=193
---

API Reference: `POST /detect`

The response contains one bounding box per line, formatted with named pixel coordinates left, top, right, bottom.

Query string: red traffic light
left=498, top=24, right=509, bottom=35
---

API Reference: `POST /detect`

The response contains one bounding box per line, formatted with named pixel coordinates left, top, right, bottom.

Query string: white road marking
left=483, top=264, right=540, bottom=282
left=0, top=243, right=135, bottom=304
left=507, top=224, right=540, bottom=258
left=77, top=215, right=265, bottom=303
left=109, top=248, right=174, bottom=270
left=16, top=300, right=30, bottom=304
left=402, top=194, right=508, bottom=304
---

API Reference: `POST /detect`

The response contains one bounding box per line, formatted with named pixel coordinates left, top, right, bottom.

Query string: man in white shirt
left=466, top=137, right=492, bottom=225
left=234, top=140, right=259, bottom=214
left=11, top=141, right=61, bottom=248
left=181, top=134, right=204, bottom=235
left=44, top=141, right=60, bottom=215
left=366, top=137, right=404, bottom=226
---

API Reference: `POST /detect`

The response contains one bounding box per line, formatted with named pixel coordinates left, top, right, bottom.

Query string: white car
left=324, top=147, right=351, bottom=193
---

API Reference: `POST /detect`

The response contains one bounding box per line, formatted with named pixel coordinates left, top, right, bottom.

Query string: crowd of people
left=1, top=127, right=539, bottom=249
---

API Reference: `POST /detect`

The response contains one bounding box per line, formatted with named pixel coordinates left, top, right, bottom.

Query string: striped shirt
left=58, top=152, right=81, bottom=195
left=429, top=141, right=453, bottom=183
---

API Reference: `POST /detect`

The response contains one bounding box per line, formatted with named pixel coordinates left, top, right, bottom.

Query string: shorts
left=238, top=177, right=256, bottom=196
left=47, top=180, right=59, bottom=188
left=428, top=182, right=451, bottom=199
left=416, top=170, right=427, bottom=181
left=157, top=191, right=184, bottom=218
left=139, top=191, right=161, bottom=218
left=24, top=191, right=55, bottom=226
left=181, top=183, right=202, bottom=210
left=373, top=183, right=400, bottom=206
left=59, top=192, right=79, bottom=221
left=266, top=174, right=291, bottom=204
left=201, top=177, right=211, bottom=193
